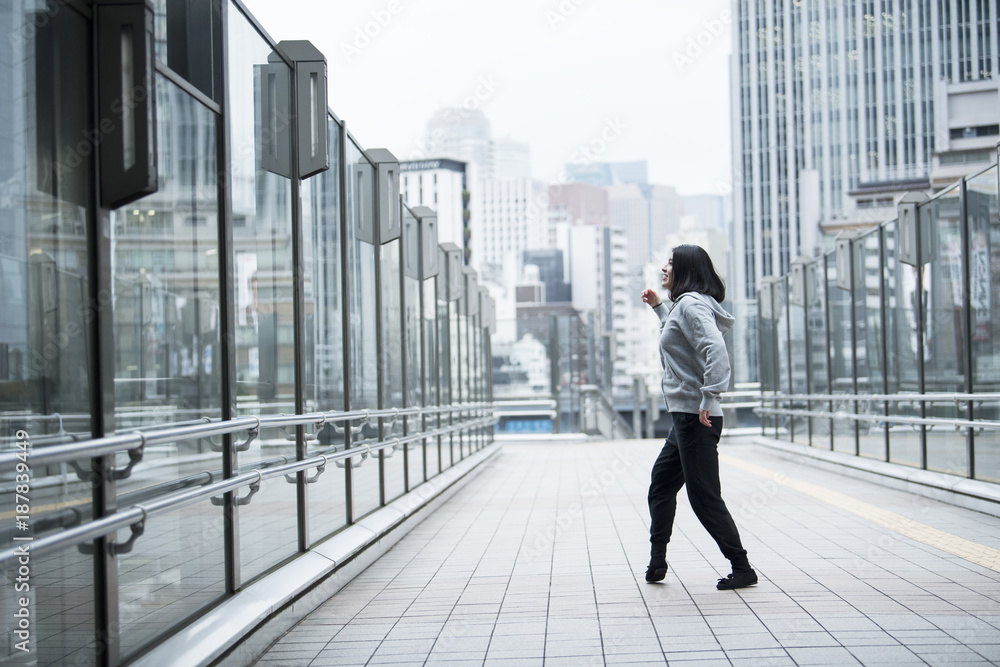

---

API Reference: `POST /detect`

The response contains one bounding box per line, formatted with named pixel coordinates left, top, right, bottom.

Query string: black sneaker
left=717, top=569, right=757, bottom=590
left=645, top=560, right=668, bottom=582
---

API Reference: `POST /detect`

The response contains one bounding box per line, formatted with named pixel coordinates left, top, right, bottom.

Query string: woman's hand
left=641, top=289, right=661, bottom=308
left=699, top=410, right=712, bottom=427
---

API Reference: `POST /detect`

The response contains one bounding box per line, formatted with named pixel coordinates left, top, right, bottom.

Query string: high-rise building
left=558, top=224, right=629, bottom=391
left=422, top=109, right=541, bottom=283
left=547, top=182, right=609, bottom=228
left=424, top=108, right=494, bottom=179
left=607, top=184, right=683, bottom=275
left=682, top=194, right=727, bottom=233
left=523, top=249, right=571, bottom=303
left=475, top=179, right=549, bottom=283
left=732, top=1, right=1000, bottom=384
left=734, top=1, right=1000, bottom=301
left=400, top=159, right=472, bottom=261
left=566, top=160, right=648, bottom=187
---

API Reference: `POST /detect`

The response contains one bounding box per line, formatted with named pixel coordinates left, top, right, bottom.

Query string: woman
left=640, top=244, right=756, bottom=590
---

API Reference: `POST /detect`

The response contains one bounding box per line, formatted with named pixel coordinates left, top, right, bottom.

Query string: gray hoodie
left=652, top=292, right=735, bottom=416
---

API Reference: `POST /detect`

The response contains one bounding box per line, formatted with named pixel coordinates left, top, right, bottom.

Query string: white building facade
left=558, top=224, right=630, bottom=391
left=400, top=159, right=471, bottom=258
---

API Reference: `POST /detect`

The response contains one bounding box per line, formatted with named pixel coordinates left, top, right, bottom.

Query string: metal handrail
left=755, top=406, right=1000, bottom=431
left=494, top=410, right=558, bottom=419
left=0, top=403, right=491, bottom=472
left=760, top=392, right=1000, bottom=403
left=0, top=413, right=498, bottom=565
left=494, top=399, right=558, bottom=408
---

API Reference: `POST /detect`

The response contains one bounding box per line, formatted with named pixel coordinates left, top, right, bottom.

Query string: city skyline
left=240, top=0, right=735, bottom=195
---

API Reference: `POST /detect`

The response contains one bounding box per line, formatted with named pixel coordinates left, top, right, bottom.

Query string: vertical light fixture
left=368, top=148, right=401, bottom=243
left=96, top=0, right=157, bottom=208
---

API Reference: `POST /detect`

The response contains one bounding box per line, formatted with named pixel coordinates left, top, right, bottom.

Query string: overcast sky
left=239, top=0, right=734, bottom=195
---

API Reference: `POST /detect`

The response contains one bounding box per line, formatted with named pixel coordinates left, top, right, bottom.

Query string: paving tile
left=251, top=440, right=1000, bottom=666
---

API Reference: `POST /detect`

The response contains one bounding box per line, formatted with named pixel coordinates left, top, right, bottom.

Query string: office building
left=401, top=158, right=472, bottom=260
left=734, top=0, right=1000, bottom=299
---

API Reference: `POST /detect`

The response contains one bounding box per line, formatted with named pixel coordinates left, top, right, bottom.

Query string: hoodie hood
left=674, top=292, right=735, bottom=335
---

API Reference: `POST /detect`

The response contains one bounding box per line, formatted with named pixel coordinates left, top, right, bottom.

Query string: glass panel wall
left=922, top=187, right=967, bottom=475
left=437, top=265, right=452, bottom=465
left=827, top=252, right=854, bottom=453
left=806, top=260, right=830, bottom=448
left=885, top=219, right=922, bottom=467
left=111, top=75, right=222, bottom=433
left=228, top=15, right=294, bottom=422
left=402, top=207, right=423, bottom=488
left=857, top=231, right=886, bottom=460
left=346, top=139, right=380, bottom=518
left=380, top=210, right=404, bottom=503
left=302, top=116, right=347, bottom=542
left=423, top=265, right=440, bottom=478
left=0, top=12, right=101, bottom=659
left=773, top=279, right=791, bottom=438
left=111, top=75, right=227, bottom=652
left=788, top=277, right=809, bottom=445
left=226, top=7, right=296, bottom=580
left=967, top=166, right=1000, bottom=482
left=757, top=285, right=777, bottom=435
left=758, top=162, right=1000, bottom=486
left=0, top=3, right=499, bottom=663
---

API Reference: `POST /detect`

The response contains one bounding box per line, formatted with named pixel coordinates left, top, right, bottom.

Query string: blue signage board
left=504, top=419, right=553, bottom=434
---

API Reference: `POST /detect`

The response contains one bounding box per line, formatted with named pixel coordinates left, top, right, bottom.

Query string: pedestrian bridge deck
left=255, top=437, right=1000, bottom=667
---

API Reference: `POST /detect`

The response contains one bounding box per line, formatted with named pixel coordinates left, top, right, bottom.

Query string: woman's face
left=661, top=253, right=673, bottom=291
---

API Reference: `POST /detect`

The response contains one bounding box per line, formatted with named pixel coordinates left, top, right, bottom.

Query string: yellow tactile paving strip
left=720, top=454, right=1000, bottom=574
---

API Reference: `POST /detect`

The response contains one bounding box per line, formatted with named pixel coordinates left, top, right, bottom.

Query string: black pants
left=647, top=412, right=749, bottom=567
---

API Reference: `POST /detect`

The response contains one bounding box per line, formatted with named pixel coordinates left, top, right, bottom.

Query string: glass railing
left=757, top=160, right=1000, bottom=484
left=492, top=314, right=616, bottom=435
left=0, top=1, right=496, bottom=664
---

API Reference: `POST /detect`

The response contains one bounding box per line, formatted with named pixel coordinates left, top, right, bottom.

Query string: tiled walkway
left=255, top=437, right=1000, bottom=666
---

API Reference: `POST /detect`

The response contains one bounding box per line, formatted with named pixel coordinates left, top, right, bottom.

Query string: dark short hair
left=669, top=244, right=726, bottom=302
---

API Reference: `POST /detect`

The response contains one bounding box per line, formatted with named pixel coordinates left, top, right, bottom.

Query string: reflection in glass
left=967, top=167, right=1000, bottom=482
left=773, top=279, right=790, bottom=439
left=0, top=18, right=97, bottom=650
left=423, top=279, right=440, bottom=476
left=302, top=116, right=347, bottom=540
left=857, top=232, right=886, bottom=460
left=381, top=232, right=406, bottom=500
left=301, top=118, right=344, bottom=418
left=402, top=207, right=423, bottom=488
left=806, top=259, right=830, bottom=448
left=227, top=7, right=296, bottom=573
left=107, top=70, right=227, bottom=663
left=788, top=286, right=809, bottom=445
left=757, top=289, right=776, bottom=435
left=827, top=253, right=854, bottom=453
left=922, top=189, right=967, bottom=475
left=229, top=15, right=295, bottom=425
left=885, top=220, right=921, bottom=466
left=111, top=75, right=221, bottom=434
left=118, top=502, right=225, bottom=658
left=346, top=140, right=378, bottom=414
